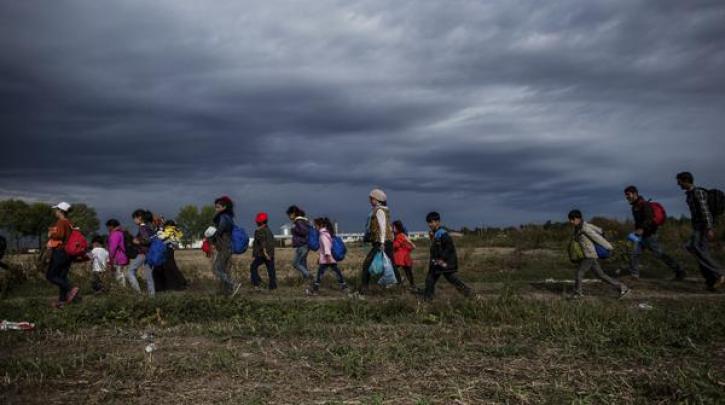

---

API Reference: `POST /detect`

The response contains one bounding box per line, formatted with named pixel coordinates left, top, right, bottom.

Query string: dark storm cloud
left=1, top=0, right=724, bottom=229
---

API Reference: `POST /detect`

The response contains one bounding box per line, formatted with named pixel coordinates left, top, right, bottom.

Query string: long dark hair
left=132, top=209, right=153, bottom=223
left=392, top=220, right=407, bottom=235
left=286, top=205, right=305, bottom=218
left=214, top=196, right=235, bottom=217
left=314, top=217, right=335, bottom=236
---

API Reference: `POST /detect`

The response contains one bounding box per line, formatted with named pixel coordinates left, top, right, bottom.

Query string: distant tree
left=67, top=203, right=100, bottom=236
left=175, top=204, right=216, bottom=247
left=176, top=205, right=199, bottom=246
left=0, top=199, right=30, bottom=250
left=22, top=203, right=54, bottom=250
left=199, top=205, right=216, bottom=228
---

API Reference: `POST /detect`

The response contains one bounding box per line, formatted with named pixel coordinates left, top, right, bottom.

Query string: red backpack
left=65, top=227, right=88, bottom=257
left=649, top=201, right=667, bottom=226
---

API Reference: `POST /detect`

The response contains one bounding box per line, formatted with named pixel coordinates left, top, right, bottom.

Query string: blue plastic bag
left=377, top=252, right=397, bottom=286
left=368, top=251, right=385, bottom=276
left=594, top=243, right=611, bottom=259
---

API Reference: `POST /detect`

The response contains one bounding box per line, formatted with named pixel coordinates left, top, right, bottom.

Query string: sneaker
left=66, top=287, right=80, bottom=304
left=713, top=276, right=725, bottom=290
left=231, top=283, right=243, bottom=298
left=305, top=288, right=317, bottom=296
left=51, top=301, right=64, bottom=310
left=618, top=287, right=631, bottom=299
left=569, top=293, right=584, bottom=300
left=630, top=273, right=640, bottom=280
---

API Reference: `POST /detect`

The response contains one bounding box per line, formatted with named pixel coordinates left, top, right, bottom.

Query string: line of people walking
left=568, top=171, right=724, bottom=297
left=39, top=171, right=723, bottom=308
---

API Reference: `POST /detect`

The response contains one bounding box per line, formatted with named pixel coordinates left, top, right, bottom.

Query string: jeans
left=629, top=234, right=683, bottom=276
left=292, top=246, right=310, bottom=279
left=126, top=254, right=155, bottom=296
left=312, top=264, right=347, bottom=290
left=575, top=258, right=624, bottom=295
left=212, top=248, right=235, bottom=294
left=113, top=265, right=127, bottom=287
left=250, top=256, right=277, bottom=289
left=46, top=249, right=72, bottom=302
left=686, top=230, right=724, bottom=286
left=91, top=272, right=104, bottom=292
left=423, top=269, right=471, bottom=299
left=360, top=241, right=399, bottom=292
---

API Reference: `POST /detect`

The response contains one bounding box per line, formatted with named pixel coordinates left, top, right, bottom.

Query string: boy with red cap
left=251, top=212, right=277, bottom=290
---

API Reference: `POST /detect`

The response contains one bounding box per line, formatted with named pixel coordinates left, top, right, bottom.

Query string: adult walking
left=287, top=205, right=311, bottom=280
left=46, top=202, right=80, bottom=308
left=207, top=196, right=240, bottom=295
left=624, top=186, right=685, bottom=280
left=676, top=172, right=725, bottom=290
left=153, top=219, right=188, bottom=292
left=0, top=235, right=8, bottom=270
left=126, top=209, right=156, bottom=296
left=360, top=188, right=399, bottom=294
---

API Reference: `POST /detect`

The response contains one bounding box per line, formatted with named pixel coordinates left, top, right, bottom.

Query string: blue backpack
left=146, top=238, right=167, bottom=267
left=307, top=225, right=320, bottom=251
left=331, top=236, right=347, bottom=261
left=231, top=225, right=249, bottom=254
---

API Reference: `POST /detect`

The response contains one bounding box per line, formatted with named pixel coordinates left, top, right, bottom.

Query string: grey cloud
left=1, top=0, right=724, bottom=230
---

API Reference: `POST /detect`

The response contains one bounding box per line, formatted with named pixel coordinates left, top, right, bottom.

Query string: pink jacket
left=107, top=229, right=129, bottom=266
left=318, top=228, right=336, bottom=265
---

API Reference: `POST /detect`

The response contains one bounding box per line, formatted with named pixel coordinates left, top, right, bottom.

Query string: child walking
left=568, top=209, right=630, bottom=298
left=207, top=196, right=240, bottom=296
left=307, top=217, right=348, bottom=294
left=251, top=212, right=277, bottom=290
left=106, top=219, right=129, bottom=288
left=87, top=236, right=109, bottom=293
left=287, top=205, right=311, bottom=280
left=422, top=211, right=472, bottom=301
left=393, top=220, right=417, bottom=291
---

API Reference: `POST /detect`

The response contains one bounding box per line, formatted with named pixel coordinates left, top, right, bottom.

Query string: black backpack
left=707, top=188, right=725, bottom=217
left=0, top=235, right=6, bottom=260
left=123, top=230, right=139, bottom=259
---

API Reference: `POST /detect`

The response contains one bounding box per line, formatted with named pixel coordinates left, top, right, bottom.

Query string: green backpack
left=567, top=238, right=585, bottom=263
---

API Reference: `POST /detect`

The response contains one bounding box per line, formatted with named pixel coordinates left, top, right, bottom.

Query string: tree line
left=0, top=199, right=100, bottom=251
left=0, top=200, right=218, bottom=252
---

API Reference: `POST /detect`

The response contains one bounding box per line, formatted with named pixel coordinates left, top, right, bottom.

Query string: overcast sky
left=1, top=0, right=724, bottom=232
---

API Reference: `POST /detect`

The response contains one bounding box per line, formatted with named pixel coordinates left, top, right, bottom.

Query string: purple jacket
left=107, top=229, right=129, bottom=266
left=291, top=217, right=309, bottom=248
left=136, top=223, right=155, bottom=254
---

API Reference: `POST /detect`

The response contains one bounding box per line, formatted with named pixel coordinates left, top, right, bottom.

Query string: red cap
left=255, top=212, right=268, bottom=223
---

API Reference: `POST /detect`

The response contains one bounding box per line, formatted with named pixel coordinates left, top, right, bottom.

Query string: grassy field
left=1, top=242, right=725, bottom=404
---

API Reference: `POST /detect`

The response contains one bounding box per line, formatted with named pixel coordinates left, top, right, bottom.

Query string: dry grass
left=1, top=245, right=725, bottom=403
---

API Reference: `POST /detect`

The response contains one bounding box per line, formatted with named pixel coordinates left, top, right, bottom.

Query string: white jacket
left=575, top=222, right=613, bottom=259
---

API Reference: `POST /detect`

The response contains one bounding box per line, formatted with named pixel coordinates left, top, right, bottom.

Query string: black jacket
left=686, top=187, right=715, bottom=230
left=429, top=228, right=458, bottom=274
left=631, top=197, right=656, bottom=237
